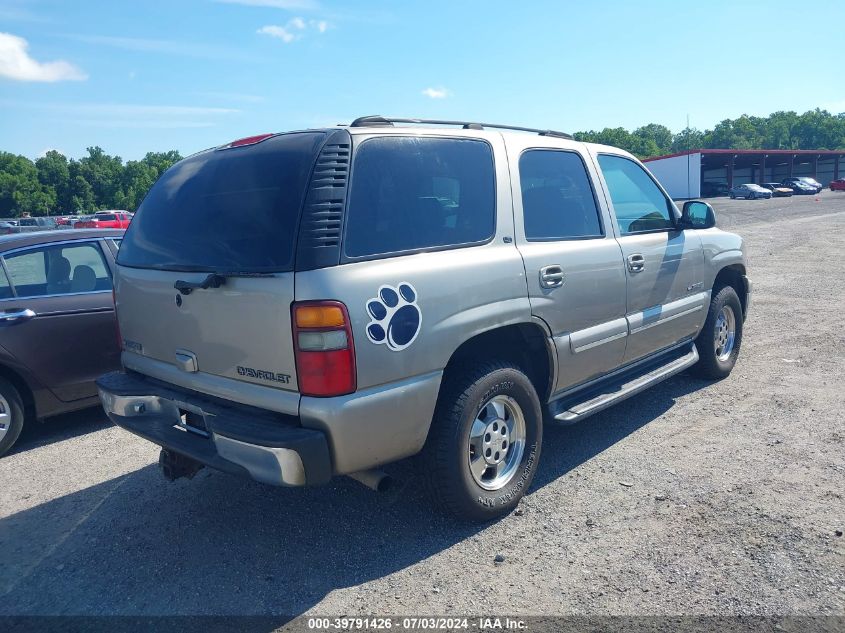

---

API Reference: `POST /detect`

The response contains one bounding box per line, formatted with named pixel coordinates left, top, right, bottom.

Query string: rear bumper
left=96, top=371, right=332, bottom=487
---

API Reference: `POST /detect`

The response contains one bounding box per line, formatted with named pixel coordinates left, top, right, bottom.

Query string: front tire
left=423, top=361, right=542, bottom=521
left=693, top=285, right=744, bottom=379
left=0, top=377, right=25, bottom=457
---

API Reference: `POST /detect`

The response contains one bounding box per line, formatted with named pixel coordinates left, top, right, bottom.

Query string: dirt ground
left=1, top=191, right=843, bottom=618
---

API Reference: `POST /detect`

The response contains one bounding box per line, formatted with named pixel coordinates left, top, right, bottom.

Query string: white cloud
left=258, top=24, right=297, bottom=43
left=215, top=0, right=318, bottom=9
left=258, top=16, right=328, bottom=42
left=0, top=32, right=86, bottom=82
left=422, top=87, right=449, bottom=99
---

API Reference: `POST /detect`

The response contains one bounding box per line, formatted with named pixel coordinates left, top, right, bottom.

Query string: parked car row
left=73, top=211, right=133, bottom=229
left=718, top=176, right=827, bottom=200
left=0, top=211, right=133, bottom=235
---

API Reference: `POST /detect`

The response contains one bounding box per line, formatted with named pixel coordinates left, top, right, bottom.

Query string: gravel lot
left=1, top=191, right=843, bottom=618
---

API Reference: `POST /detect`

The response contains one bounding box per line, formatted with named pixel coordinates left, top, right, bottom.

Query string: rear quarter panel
left=295, top=130, right=531, bottom=391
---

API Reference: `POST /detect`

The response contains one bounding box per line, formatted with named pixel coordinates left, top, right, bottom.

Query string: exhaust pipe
left=158, top=448, right=204, bottom=481
left=348, top=469, right=392, bottom=492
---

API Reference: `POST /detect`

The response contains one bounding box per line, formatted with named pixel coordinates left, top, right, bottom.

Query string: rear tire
left=0, top=377, right=25, bottom=457
left=422, top=361, right=542, bottom=521
left=692, top=285, right=744, bottom=380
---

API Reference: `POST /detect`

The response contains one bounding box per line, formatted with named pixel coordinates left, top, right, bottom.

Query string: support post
left=835, top=155, right=841, bottom=181
left=812, top=154, right=819, bottom=179
left=788, top=155, right=795, bottom=177
left=759, top=154, right=766, bottom=184
left=727, top=155, right=735, bottom=189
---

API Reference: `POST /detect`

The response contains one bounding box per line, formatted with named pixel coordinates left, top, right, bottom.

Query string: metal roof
left=644, top=148, right=845, bottom=162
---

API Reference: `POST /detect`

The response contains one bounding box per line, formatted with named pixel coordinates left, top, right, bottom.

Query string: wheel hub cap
left=482, top=419, right=510, bottom=465
left=0, top=393, right=10, bottom=443
left=714, top=305, right=736, bottom=362
left=468, top=394, right=526, bottom=491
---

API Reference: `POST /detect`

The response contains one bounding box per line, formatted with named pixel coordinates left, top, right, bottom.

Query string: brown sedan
left=0, top=229, right=124, bottom=456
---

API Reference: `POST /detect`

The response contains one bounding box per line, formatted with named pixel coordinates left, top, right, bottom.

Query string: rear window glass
left=95, top=214, right=117, bottom=221
left=344, top=137, right=495, bottom=258
left=118, top=132, right=325, bottom=272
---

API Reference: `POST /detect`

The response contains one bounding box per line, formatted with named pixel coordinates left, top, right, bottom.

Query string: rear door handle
left=627, top=254, right=645, bottom=273
left=539, top=265, right=565, bottom=289
left=0, top=308, right=36, bottom=325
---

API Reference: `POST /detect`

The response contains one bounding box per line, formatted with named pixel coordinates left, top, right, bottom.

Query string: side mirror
left=681, top=200, right=716, bottom=229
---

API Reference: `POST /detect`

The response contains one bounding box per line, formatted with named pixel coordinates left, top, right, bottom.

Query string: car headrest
left=70, top=265, right=98, bottom=293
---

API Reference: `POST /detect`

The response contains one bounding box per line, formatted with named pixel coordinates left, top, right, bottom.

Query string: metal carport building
left=643, top=149, right=845, bottom=199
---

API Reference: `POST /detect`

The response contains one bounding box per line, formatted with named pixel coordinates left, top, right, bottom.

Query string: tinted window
left=95, top=213, right=117, bottom=221
left=4, top=242, right=112, bottom=298
left=519, top=150, right=602, bottom=240
left=118, top=132, right=325, bottom=272
left=345, top=137, right=495, bottom=258
left=597, top=154, right=675, bottom=234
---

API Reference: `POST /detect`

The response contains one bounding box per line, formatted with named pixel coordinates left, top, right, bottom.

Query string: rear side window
left=519, top=150, right=602, bottom=240
left=118, top=132, right=326, bottom=272
left=344, top=137, right=495, bottom=258
left=4, top=242, right=112, bottom=298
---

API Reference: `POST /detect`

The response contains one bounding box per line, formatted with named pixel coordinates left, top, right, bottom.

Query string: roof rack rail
left=348, top=116, right=573, bottom=140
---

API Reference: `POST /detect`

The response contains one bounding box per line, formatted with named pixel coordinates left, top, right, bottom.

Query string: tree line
left=574, top=109, right=845, bottom=161
left=2, top=108, right=844, bottom=217
left=0, top=148, right=182, bottom=218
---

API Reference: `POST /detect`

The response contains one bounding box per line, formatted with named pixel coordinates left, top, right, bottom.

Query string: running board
left=550, top=344, right=699, bottom=424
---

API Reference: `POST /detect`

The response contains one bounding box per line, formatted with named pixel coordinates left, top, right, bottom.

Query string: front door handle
left=0, top=308, right=36, bottom=325
left=627, top=253, right=645, bottom=273
left=539, top=265, right=565, bottom=289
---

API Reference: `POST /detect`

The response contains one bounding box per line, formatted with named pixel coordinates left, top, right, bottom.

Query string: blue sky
left=2, top=0, right=844, bottom=160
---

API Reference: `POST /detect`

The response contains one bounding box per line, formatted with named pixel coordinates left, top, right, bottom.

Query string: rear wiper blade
left=173, top=271, right=274, bottom=295
left=174, top=273, right=226, bottom=295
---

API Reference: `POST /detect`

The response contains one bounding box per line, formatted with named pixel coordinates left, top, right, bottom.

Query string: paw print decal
left=365, top=283, right=422, bottom=352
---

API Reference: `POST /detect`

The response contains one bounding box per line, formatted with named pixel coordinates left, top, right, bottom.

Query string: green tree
left=77, top=146, right=125, bottom=209
left=634, top=124, right=674, bottom=156
left=36, top=150, right=71, bottom=211
left=671, top=127, right=705, bottom=153
left=0, top=152, right=55, bottom=216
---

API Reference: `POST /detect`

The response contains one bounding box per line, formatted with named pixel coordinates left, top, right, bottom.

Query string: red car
left=830, top=179, right=845, bottom=192
left=74, top=211, right=132, bottom=229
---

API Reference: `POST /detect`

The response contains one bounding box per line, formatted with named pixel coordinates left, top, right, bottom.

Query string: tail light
left=292, top=301, right=356, bottom=397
